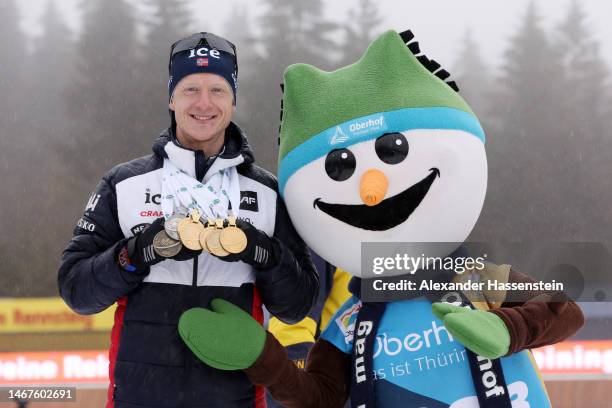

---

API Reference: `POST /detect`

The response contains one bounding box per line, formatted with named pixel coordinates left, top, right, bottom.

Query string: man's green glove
left=178, top=298, right=266, bottom=370
left=431, top=302, right=510, bottom=359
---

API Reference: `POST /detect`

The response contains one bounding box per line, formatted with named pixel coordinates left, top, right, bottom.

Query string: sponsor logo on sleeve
left=85, top=194, right=100, bottom=213
left=76, top=218, right=96, bottom=232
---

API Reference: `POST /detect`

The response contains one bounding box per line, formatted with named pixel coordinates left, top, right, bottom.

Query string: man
left=58, top=32, right=319, bottom=408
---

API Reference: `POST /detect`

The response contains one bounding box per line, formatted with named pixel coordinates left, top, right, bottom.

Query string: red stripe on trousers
left=252, top=287, right=266, bottom=408
left=106, top=296, right=127, bottom=408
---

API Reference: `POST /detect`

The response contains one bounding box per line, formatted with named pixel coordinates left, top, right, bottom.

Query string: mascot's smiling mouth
left=313, top=168, right=440, bottom=231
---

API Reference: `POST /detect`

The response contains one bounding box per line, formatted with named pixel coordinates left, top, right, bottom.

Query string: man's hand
left=432, top=303, right=510, bottom=359
left=179, top=299, right=267, bottom=370
left=121, top=218, right=201, bottom=271
left=212, top=219, right=279, bottom=269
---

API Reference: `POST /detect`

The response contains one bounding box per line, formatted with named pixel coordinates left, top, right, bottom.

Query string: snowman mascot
left=178, top=30, right=583, bottom=408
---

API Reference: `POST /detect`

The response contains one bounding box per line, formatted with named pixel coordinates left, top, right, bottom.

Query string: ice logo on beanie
left=187, top=47, right=222, bottom=60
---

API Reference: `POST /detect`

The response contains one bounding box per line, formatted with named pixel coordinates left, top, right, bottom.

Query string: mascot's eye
left=325, top=148, right=356, bottom=181
left=375, top=133, right=408, bottom=164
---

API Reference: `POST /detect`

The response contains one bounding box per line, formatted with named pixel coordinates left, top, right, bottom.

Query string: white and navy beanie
left=168, top=35, right=238, bottom=104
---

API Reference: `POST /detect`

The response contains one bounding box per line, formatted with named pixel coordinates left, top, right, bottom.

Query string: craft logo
left=85, top=194, right=100, bottom=212
left=335, top=302, right=362, bottom=345
left=348, top=115, right=386, bottom=136
left=197, top=58, right=208, bottom=67
left=330, top=126, right=349, bottom=145
left=139, top=210, right=163, bottom=217
left=240, top=191, right=258, bottom=212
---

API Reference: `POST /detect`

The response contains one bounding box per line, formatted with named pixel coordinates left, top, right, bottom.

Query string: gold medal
left=220, top=216, right=248, bottom=254
left=199, top=218, right=216, bottom=252
left=178, top=210, right=204, bottom=250
left=206, top=218, right=230, bottom=257
left=177, top=217, right=190, bottom=236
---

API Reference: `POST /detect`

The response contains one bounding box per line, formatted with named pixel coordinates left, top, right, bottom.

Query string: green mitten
left=431, top=302, right=510, bottom=359
left=178, top=298, right=266, bottom=370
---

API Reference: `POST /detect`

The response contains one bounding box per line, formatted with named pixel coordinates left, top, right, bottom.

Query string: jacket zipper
left=192, top=255, right=198, bottom=286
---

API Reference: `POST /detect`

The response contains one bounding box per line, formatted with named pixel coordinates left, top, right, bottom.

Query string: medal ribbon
left=161, top=157, right=240, bottom=220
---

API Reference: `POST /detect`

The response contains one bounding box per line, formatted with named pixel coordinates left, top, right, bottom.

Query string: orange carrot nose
left=360, top=169, right=388, bottom=206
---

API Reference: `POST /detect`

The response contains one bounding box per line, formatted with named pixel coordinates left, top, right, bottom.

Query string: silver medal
left=164, top=214, right=184, bottom=240
left=153, top=230, right=182, bottom=257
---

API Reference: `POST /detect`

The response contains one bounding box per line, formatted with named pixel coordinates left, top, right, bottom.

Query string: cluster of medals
left=152, top=209, right=248, bottom=258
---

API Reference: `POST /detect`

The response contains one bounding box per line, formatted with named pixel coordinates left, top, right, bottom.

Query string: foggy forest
left=1, top=0, right=611, bottom=297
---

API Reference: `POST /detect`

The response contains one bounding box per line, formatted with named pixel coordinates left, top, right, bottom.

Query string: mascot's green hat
left=278, top=29, right=485, bottom=195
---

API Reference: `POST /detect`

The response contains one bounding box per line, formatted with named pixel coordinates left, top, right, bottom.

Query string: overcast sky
left=18, top=0, right=612, bottom=71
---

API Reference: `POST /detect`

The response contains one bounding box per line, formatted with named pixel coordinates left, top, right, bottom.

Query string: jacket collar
left=152, top=122, right=254, bottom=181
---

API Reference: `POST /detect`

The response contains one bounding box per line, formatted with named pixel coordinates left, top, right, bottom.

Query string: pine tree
left=555, top=0, right=609, bottom=122
left=227, top=3, right=259, bottom=126
left=0, top=0, right=28, bottom=293
left=452, top=30, right=494, bottom=119
left=64, top=0, right=142, bottom=188
left=31, top=0, right=75, bottom=137
left=17, top=0, right=79, bottom=295
left=139, top=0, right=193, bottom=135
left=552, top=0, right=612, bottom=240
left=0, top=0, right=24, bottom=134
left=497, top=2, right=564, bottom=140
left=56, top=0, right=146, bottom=286
left=338, top=0, right=383, bottom=66
left=476, top=1, right=567, bottom=242
left=258, top=0, right=337, bottom=69
left=238, top=0, right=337, bottom=171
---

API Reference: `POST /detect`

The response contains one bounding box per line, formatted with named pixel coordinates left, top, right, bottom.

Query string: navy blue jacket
left=58, top=123, right=319, bottom=408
